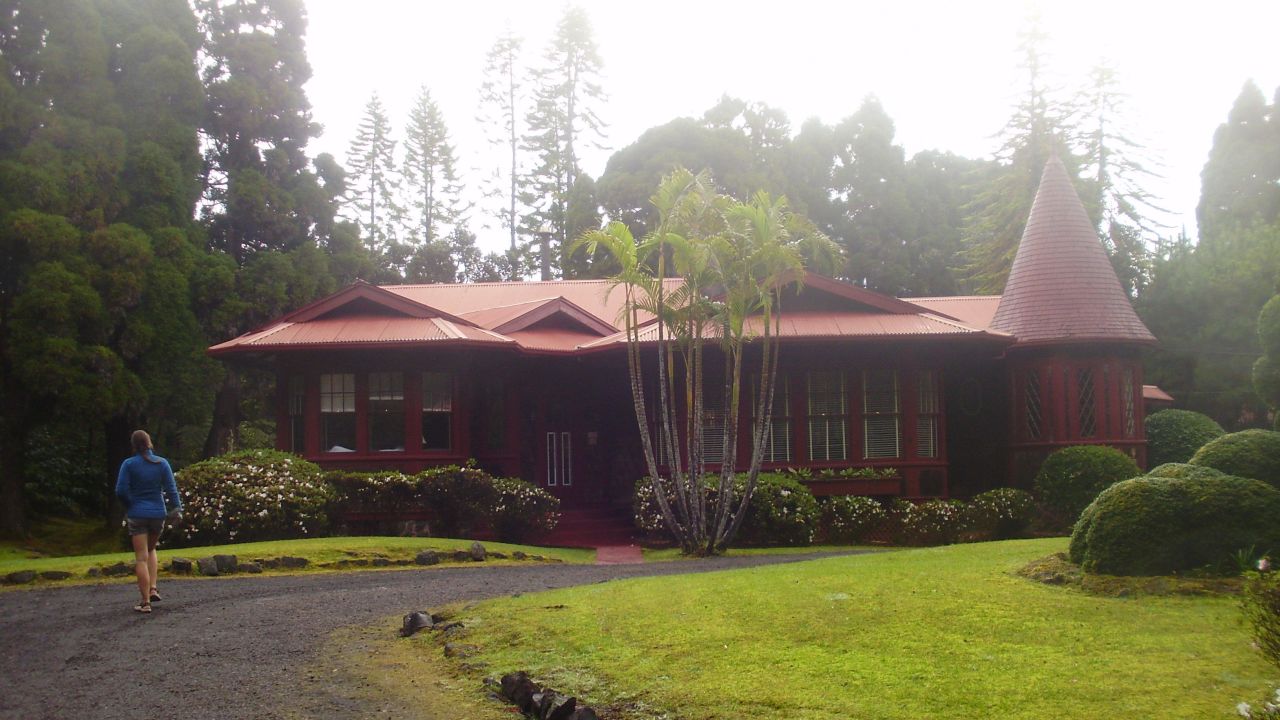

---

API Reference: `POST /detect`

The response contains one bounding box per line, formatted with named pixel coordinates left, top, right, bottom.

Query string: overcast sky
left=303, top=0, right=1279, bottom=254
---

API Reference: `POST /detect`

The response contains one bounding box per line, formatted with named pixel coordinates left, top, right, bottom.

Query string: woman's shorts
left=126, top=517, right=164, bottom=536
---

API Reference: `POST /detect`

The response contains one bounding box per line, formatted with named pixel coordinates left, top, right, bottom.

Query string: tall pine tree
left=345, top=92, right=403, bottom=261
left=403, top=86, right=465, bottom=245
left=477, top=29, right=525, bottom=253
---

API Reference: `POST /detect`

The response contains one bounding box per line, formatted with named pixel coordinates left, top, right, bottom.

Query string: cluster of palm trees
left=574, top=169, right=840, bottom=555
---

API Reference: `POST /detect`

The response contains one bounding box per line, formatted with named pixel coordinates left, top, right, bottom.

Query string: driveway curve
left=0, top=552, right=860, bottom=719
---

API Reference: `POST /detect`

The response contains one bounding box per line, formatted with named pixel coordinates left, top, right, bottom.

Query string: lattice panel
left=1077, top=367, right=1097, bottom=438
left=1025, top=370, right=1043, bottom=440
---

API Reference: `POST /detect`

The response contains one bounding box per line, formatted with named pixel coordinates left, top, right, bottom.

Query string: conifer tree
left=403, top=86, right=465, bottom=245
left=346, top=92, right=403, bottom=258
left=1197, top=81, right=1280, bottom=243
left=522, top=5, right=607, bottom=278
left=961, top=15, right=1087, bottom=293
left=477, top=29, right=525, bottom=253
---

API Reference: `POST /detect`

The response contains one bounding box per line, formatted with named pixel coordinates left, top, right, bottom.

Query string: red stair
left=537, top=507, right=636, bottom=548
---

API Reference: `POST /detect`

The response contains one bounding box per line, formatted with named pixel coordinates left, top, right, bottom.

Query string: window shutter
left=807, top=371, right=847, bottom=461
left=863, top=370, right=900, bottom=459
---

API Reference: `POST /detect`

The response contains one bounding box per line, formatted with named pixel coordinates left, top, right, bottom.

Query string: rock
left=39, top=571, right=71, bottom=581
left=443, top=642, right=479, bottom=659
left=372, top=558, right=390, bottom=567
left=438, top=621, right=464, bottom=635
left=280, top=556, right=308, bottom=568
left=5, top=570, right=36, bottom=584
left=414, top=550, right=440, bottom=566
left=443, top=624, right=467, bottom=639
left=212, top=554, right=238, bottom=573
left=401, top=611, right=434, bottom=637
left=85, top=567, right=101, bottom=578
left=391, top=559, right=412, bottom=566
left=103, top=562, right=133, bottom=577
left=512, top=551, right=527, bottom=560
left=544, top=693, right=577, bottom=720
left=237, top=562, right=262, bottom=574
left=452, top=550, right=471, bottom=563
left=430, top=612, right=447, bottom=624
left=259, top=558, right=281, bottom=569
left=500, top=672, right=540, bottom=712
left=488, top=551, right=507, bottom=559
left=469, top=542, right=486, bottom=561
left=169, top=558, right=194, bottom=574
left=196, top=557, right=220, bottom=576
left=568, top=708, right=600, bottom=720
left=530, top=555, right=545, bottom=562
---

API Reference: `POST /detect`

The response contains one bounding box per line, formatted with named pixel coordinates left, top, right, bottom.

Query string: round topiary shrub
left=966, top=487, right=1036, bottom=540
left=1069, top=470, right=1280, bottom=575
left=1144, top=409, right=1225, bottom=467
left=1190, top=429, right=1280, bottom=489
left=491, top=477, right=560, bottom=543
left=1033, top=445, right=1141, bottom=524
left=819, top=495, right=888, bottom=544
left=172, top=450, right=331, bottom=548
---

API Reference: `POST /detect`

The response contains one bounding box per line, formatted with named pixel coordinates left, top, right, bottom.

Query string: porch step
left=538, top=508, right=636, bottom=549
left=595, top=545, right=644, bottom=565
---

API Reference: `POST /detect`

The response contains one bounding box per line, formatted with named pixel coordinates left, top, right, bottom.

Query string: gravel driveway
left=0, top=552, right=860, bottom=719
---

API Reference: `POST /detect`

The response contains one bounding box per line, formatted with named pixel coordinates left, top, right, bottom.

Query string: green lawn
left=640, top=544, right=891, bottom=561
left=415, top=538, right=1276, bottom=719
left=0, top=535, right=595, bottom=583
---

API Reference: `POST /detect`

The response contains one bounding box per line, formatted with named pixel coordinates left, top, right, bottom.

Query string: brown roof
left=990, top=156, right=1156, bottom=347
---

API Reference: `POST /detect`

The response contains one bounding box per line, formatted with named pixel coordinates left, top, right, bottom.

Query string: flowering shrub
left=1244, top=565, right=1280, bottom=668
left=782, top=467, right=899, bottom=482
left=889, top=499, right=969, bottom=546
left=327, top=465, right=499, bottom=537
left=966, top=488, right=1036, bottom=541
left=1034, top=445, right=1141, bottom=525
left=1236, top=688, right=1280, bottom=719
left=632, top=472, right=819, bottom=546
left=171, top=450, right=331, bottom=547
left=491, top=477, right=560, bottom=542
left=819, top=495, right=888, bottom=544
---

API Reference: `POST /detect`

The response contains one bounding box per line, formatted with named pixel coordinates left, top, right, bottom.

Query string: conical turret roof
left=990, top=156, right=1155, bottom=347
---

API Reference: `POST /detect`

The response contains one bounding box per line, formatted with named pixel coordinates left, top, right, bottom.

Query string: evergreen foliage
left=1256, top=294, right=1280, bottom=428
left=1144, top=409, right=1226, bottom=466
left=1033, top=445, right=1141, bottom=524
left=403, top=86, right=466, bottom=244
left=476, top=29, right=525, bottom=252
left=345, top=92, right=403, bottom=260
left=1189, top=429, right=1280, bottom=488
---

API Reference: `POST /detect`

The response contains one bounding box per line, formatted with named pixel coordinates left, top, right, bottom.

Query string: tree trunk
left=104, top=414, right=132, bottom=529
left=203, top=369, right=241, bottom=459
left=0, top=417, right=27, bottom=536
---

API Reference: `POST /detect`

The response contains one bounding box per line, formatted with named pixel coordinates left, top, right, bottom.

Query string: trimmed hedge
left=633, top=473, right=819, bottom=547
left=491, top=477, right=560, bottom=543
left=172, top=450, right=331, bottom=548
left=1189, top=429, right=1280, bottom=489
left=966, top=487, right=1036, bottom=540
left=1144, top=409, right=1225, bottom=467
left=1069, top=467, right=1280, bottom=575
left=1033, top=445, right=1141, bottom=523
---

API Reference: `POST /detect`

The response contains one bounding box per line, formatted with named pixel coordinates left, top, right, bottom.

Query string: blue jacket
left=115, top=452, right=182, bottom=520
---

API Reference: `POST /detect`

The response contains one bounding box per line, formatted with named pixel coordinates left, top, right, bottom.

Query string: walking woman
left=115, top=430, right=182, bottom=614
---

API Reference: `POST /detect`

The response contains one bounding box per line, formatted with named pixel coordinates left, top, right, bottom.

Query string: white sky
left=303, top=0, right=1280, bottom=254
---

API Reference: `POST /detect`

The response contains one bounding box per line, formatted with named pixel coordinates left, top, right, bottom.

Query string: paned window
left=368, top=372, right=404, bottom=451
left=863, top=369, right=901, bottom=459
left=1122, top=368, right=1136, bottom=438
left=288, top=375, right=305, bottom=453
left=807, top=371, right=847, bottom=461
left=320, top=373, right=356, bottom=452
left=1077, top=367, right=1097, bottom=438
left=701, top=381, right=726, bottom=464
left=916, top=370, right=940, bottom=458
left=1025, top=369, right=1043, bottom=440
left=421, top=372, right=453, bottom=450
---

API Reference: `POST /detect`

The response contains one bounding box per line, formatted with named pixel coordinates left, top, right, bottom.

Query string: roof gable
left=490, top=296, right=617, bottom=336
left=284, top=281, right=477, bottom=327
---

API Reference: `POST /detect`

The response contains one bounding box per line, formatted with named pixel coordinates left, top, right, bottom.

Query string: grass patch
left=0, top=536, right=594, bottom=588
left=401, top=538, right=1275, bottom=719
left=1019, top=552, right=1247, bottom=597
left=0, top=516, right=123, bottom=559
left=640, top=544, right=891, bottom=562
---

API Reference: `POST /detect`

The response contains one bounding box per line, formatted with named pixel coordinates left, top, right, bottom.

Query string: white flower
left=1237, top=702, right=1252, bottom=718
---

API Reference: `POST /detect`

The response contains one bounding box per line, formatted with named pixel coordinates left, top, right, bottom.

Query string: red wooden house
left=210, top=158, right=1158, bottom=511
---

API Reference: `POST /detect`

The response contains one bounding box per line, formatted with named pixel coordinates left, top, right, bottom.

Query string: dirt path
left=0, top=552, right=861, bottom=719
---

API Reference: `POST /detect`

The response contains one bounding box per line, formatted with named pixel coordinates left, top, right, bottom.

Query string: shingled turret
left=991, top=155, right=1155, bottom=346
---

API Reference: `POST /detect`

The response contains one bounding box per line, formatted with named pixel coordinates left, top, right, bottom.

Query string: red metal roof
left=1143, top=385, right=1174, bottom=403
left=208, top=316, right=511, bottom=353
left=990, top=156, right=1155, bottom=347
left=907, top=296, right=1001, bottom=330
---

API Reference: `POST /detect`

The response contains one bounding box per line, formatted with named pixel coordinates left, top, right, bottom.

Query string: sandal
left=149, top=588, right=162, bottom=602
left=134, top=602, right=152, bottom=614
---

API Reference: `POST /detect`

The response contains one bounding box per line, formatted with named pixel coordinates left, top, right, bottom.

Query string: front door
left=540, top=393, right=583, bottom=505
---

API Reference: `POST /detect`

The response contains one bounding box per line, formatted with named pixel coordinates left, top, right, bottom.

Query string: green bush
left=326, top=465, right=501, bottom=537
left=966, top=488, right=1036, bottom=540
left=1144, top=409, right=1225, bottom=467
left=819, top=495, right=888, bottom=544
left=1244, top=570, right=1280, bottom=670
left=632, top=473, right=819, bottom=547
left=888, top=498, right=969, bottom=546
left=172, top=450, right=331, bottom=547
left=1190, top=429, right=1280, bottom=489
left=1069, top=470, right=1280, bottom=575
left=491, top=477, right=560, bottom=543
left=1034, top=445, right=1141, bottom=524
